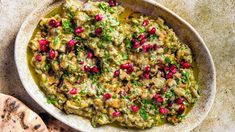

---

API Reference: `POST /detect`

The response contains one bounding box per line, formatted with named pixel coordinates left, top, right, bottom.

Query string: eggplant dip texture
left=28, top=0, right=200, bottom=129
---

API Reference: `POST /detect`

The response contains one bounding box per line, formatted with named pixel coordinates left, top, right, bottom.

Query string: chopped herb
left=45, top=62, right=51, bottom=71
left=54, top=36, right=60, bottom=45
left=102, top=34, right=112, bottom=41
left=62, top=19, right=73, bottom=33
left=171, top=46, right=178, bottom=53
left=112, top=94, right=117, bottom=99
left=182, top=71, right=190, bottom=83
left=142, top=99, right=152, bottom=105
left=165, top=90, right=174, bottom=98
left=131, top=80, right=142, bottom=87
left=74, top=95, right=81, bottom=101
left=125, top=38, right=132, bottom=49
left=122, top=53, right=128, bottom=60
left=99, top=2, right=107, bottom=11
left=149, top=35, right=159, bottom=42
left=150, top=55, right=156, bottom=61
left=47, top=96, right=57, bottom=105
left=165, top=57, right=171, bottom=63
left=139, top=27, right=145, bottom=33
left=140, top=108, right=148, bottom=120
left=99, top=2, right=115, bottom=13
left=164, top=47, right=169, bottom=53
left=80, top=88, right=88, bottom=95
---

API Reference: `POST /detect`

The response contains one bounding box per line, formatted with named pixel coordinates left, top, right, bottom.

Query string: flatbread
left=0, top=93, right=48, bottom=132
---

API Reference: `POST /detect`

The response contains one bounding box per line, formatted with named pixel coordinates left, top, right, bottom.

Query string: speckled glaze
left=15, top=0, right=216, bottom=131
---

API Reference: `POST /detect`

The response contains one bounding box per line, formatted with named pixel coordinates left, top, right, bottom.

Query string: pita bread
left=0, top=93, right=48, bottom=132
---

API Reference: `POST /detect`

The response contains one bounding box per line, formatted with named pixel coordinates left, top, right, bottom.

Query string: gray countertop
left=0, top=0, right=234, bottom=131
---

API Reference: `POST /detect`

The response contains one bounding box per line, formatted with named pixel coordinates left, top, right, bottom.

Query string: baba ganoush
left=28, top=0, right=200, bottom=129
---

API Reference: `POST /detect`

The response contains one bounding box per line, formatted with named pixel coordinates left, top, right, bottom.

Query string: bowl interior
left=15, top=0, right=216, bottom=131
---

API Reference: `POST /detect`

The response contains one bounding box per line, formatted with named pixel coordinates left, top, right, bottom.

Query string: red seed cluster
left=69, top=88, right=77, bottom=95
left=35, top=54, right=42, bottom=62
left=75, top=27, right=84, bottom=34
left=49, top=19, right=61, bottom=28
left=112, top=111, right=121, bottom=117
left=181, top=60, right=191, bottom=68
left=68, top=39, right=77, bottom=47
left=39, top=39, right=49, bottom=52
left=114, top=69, right=120, bottom=77
left=131, top=105, right=139, bottom=112
left=103, top=93, right=112, bottom=100
left=159, top=107, right=168, bottom=114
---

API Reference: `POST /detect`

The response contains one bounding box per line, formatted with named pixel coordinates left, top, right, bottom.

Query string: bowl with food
left=15, top=0, right=216, bottom=131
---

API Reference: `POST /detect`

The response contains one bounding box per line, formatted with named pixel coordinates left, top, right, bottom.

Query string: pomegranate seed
left=142, top=19, right=149, bottom=27
left=166, top=72, right=173, bottom=79
left=176, top=98, right=184, bottom=104
left=91, top=66, right=99, bottom=73
left=120, top=63, right=130, bottom=69
left=153, top=44, right=158, bottom=51
left=39, top=39, right=49, bottom=52
left=140, top=38, right=146, bottom=45
left=49, top=19, right=57, bottom=27
left=126, top=65, right=134, bottom=74
left=170, top=65, right=177, bottom=74
left=75, top=27, right=84, bottom=34
left=138, top=34, right=145, bottom=40
left=95, top=27, right=102, bottom=36
left=153, top=94, right=161, bottom=99
left=69, top=88, right=77, bottom=95
left=87, top=52, right=93, bottom=59
left=162, top=65, right=169, bottom=71
left=79, top=61, right=84, bottom=65
left=108, top=0, right=116, bottom=7
left=168, top=101, right=173, bottom=107
left=95, top=14, right=103, bottom=21
left=181, top=60, right=191, bottom=68
left=178, top=104, right=185, bottom=114
left=143, top=72, right=150, bottom=79
left=103, top=93, right=112, bottom=100
left=112, top=111, right=121, bottom=117
left=84, top=65, right=91, bottom=72
left=55, top=22, right=61, bottom=27
left=179, top=104, right=185, bottom=111
left=156, top=97, right=163, bottom=103
left=114, top=70, right=120, bottom=77
left=49, top=50, right=55, bottom=59
left=145, top=66, right=151, bottom=72
left=133, top=41, right=140, bottom=48
left=35, top=54, right=42, bottom=62
left=131, top=106, right=139, bottom=112
left=159, top=107, right=168, bottom=114
left=149, top=27, right=156, bottom=34
left=158, top=59, right=163, bottom=64
left=162, top=87, right=167, bottom=93
left=142, top=44, right=152, bottom=52
left=68, top=40, right=77, bottom=47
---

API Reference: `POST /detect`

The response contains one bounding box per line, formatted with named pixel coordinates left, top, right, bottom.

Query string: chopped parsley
left=140, top=108, right=148, bottom=120
left=46, top=96, right=57, bottom=105
left=165, top=57, right=171, bottom=63
left=62, top=19, right=73, bottom=33
left=122, top=53, right=128, bottom=60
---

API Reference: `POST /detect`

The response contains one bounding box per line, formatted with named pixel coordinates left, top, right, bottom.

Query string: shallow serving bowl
left=15, top=0, right=216, bottom=131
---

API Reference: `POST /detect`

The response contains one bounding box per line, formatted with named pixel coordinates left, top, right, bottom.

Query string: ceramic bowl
left=15, top=0, right=216, bottom=131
